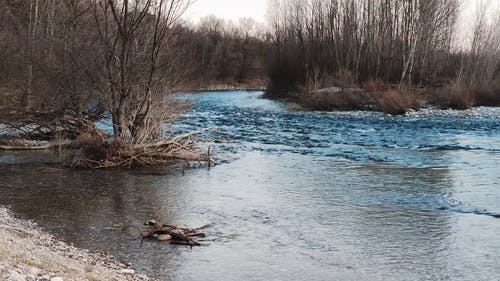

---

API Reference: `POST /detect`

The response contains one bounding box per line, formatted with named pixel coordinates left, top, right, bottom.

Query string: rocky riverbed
left=0, top=207, right=151, bottom=281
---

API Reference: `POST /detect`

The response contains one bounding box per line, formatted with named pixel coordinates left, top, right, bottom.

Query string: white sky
left=455, top=0, right=500, bottom=48
left=184, top=0, right=267, bottom=23
left=182, top=0, right=499, bottom=43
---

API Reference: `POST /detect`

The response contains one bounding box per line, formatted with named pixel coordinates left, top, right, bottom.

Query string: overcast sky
left=184, top=0, right=499, bottom=23
left=184, top=0, right=267, bottom=23
left=183, top=0, right=499, bottom=44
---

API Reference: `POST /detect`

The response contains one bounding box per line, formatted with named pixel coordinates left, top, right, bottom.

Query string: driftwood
left=0, top=143, right=52, bottom=150
left=140, top=220, right=209, bottom=246
left=0, top=140, right=72, bottom=151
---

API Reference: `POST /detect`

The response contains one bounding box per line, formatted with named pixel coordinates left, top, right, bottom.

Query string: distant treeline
left=265, top=0, right=500, bottom=111
left=179, top=16, right=267, bottom=89
left=1, top=0, right=499, bottom=121
left=0, top=0, right=265, bottom=116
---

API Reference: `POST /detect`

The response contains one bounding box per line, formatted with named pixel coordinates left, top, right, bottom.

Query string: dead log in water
left=140, top=220, right=209, bottom=246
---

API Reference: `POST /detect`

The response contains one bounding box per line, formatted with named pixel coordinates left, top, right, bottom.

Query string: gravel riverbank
left=0, top=207, right=151, bottom=281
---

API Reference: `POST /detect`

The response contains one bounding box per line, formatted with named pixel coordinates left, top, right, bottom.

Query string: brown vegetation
left=0, top=0, right=269, bottom=167
left=375, top=89, right=421, bottom=115
left=297, top=88, right=373, bottom=111
left=0, top=89, right=23, bottom=112
left=1, top=0, right=498, bottom=153
left=70, top=131, right=214, bottom=169
left=473, top=86, right=500, bottom=107
left=265, top=0, right=500, bottom=112
left=427, top=83, right=475, bottom=110
left=295, top=83, right=421, bottom=115
left=180, top=16, right=267, bottom=89
left=362, top=79, right=385, bottom=93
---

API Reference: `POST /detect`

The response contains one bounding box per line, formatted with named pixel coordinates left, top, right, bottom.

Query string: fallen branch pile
left=140, top=220, right=210, bottom=246
left=71, top=131, right=216, bottom=169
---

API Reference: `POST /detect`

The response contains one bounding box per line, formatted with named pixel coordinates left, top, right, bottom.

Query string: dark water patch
left=441, top=206, right=500, bottom=219
left=0, top=150, right=57, bottom=165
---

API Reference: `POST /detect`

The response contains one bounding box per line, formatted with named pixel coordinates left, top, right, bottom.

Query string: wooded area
left=265, top=0, right=500, bottom=113
left=0, top=0, right=265, bottom=166
left=0, top=0, right=265, bottom=133
left=1, top=0, right=500, bottom=162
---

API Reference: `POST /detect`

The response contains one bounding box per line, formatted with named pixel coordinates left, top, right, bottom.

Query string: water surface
left=1, top=91, right=499, bottom=280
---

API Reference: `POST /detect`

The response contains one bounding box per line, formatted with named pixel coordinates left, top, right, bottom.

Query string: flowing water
left=1, top=91, right=500, bottom=280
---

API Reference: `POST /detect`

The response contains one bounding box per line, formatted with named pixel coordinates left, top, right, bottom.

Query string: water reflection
left=1, top=91, right=500, bottom=280
left=342, top=164, right=453, bottom=280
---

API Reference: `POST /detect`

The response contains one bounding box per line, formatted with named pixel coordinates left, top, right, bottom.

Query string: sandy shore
left=0, top=207, right=151, bottom=281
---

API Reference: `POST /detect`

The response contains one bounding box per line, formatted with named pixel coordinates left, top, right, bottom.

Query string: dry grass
left=0, top=88, right=22, bottom=111
left=374, top=89, right=421, bottom=115
left=473, top=85, right=500, bottom=106
left=70, top=131, right=212, bottom=169
left=297, top=89, right=373, bottom=111
left=427, top=83, right=474, bottom=110
left=296, top=79, right=423, bottom=114
left=362, top=78, right=384, bottom=92
left=292, top=77, right=499, bottom=113
left=333, top=69, right=357, bottom=88
left=126, top=96, right=191, bottom=144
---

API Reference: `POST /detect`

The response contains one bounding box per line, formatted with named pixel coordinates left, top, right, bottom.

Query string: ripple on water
left=1, top=91, right=499, bottom=281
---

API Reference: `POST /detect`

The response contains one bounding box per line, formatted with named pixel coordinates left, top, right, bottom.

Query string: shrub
left=375, top=89, right=420, bottom=115
left=333, top=69, right=356, bottom=88
left=297, top=89, right=372, bottom=111
left=473, top=85, right=500, bottom=106
left=362, top=79, right=384, bottom=92
left=428, top=83, right=474, bottom=110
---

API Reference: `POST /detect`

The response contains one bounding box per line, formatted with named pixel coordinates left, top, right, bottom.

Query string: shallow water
left=1, top=91, right=500, bottom=281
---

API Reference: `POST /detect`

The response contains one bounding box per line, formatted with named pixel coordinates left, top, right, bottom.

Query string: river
left=1, top=90, right=500, bottom=280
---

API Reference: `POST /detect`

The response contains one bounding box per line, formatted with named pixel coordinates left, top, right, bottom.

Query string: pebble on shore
left=0, top=207, right=151, bottom=281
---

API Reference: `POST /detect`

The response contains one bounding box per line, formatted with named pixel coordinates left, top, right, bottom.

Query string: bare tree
left=90, top=0, right=193, bottom=143
left=265, top=0, right=462, bottom=95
